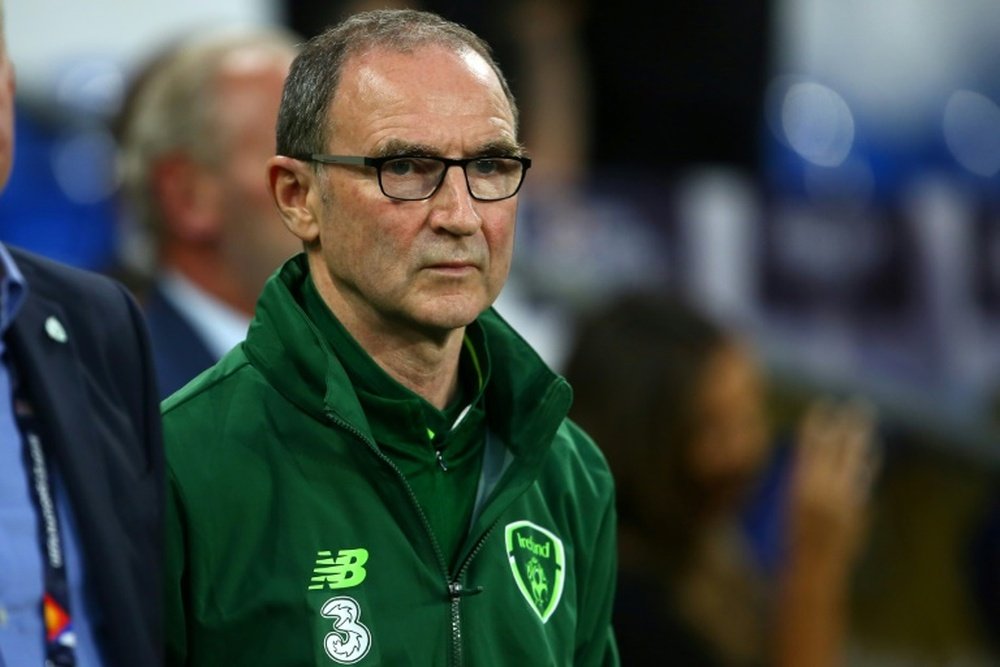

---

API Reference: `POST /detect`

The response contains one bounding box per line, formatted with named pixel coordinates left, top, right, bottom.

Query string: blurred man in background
left=117, top=28, right=301, bottom=398
left=0, top=0, right=164, bottom=664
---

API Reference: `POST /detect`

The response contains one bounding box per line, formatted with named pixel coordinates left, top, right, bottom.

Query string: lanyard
left=14, top=389, right=77, bottom=667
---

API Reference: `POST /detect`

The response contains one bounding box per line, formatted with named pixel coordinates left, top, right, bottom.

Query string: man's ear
left=153, top=155, right=222, bottom=242
left=268, top=156, right=321, bottom=244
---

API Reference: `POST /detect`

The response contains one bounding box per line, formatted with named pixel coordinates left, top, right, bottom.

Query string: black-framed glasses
left=293, top=154, right=531, bottom=202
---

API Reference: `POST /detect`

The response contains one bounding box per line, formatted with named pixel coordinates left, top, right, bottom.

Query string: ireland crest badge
left=504, top=520, right=566, bottom=623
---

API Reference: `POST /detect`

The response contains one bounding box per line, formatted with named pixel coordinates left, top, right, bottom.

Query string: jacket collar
left=243, top=254, right=572, bottom=458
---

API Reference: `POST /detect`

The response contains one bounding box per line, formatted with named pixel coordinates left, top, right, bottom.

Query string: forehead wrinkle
left=354, top=69, right=496, bottom=120
left=348, top=100, right=516, bottom=156
left=334, top=46, right=516, bottom=157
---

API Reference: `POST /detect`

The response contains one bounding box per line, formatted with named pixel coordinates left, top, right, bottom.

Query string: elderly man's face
left=309, top=44, right=520, bottom=338
left=211, top=48, right=301, bottom=299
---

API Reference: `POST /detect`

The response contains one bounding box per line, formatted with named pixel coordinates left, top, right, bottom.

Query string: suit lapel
left=9, top=284, right=99, bottom=480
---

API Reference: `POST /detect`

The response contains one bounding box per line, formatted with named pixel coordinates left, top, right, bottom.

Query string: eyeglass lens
left=378, top=157, right=524, bottom=201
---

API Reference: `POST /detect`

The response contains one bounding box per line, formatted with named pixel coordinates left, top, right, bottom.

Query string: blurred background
left=2, top=0, right=998, bottom=664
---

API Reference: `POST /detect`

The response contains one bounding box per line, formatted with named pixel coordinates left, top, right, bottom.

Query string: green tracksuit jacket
left=163, top=256, right=619, bottom=666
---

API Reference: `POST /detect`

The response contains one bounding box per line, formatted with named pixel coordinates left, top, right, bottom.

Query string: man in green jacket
left=163, top=9, right=619, bottom=666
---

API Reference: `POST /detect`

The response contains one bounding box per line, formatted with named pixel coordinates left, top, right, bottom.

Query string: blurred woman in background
left=564, top=290, right=877, bottom=666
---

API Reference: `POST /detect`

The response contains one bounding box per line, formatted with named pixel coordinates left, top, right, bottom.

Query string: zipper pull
left=448, top=582, right=484, bottom=598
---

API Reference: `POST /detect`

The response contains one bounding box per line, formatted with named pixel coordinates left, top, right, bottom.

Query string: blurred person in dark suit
left=117, top=28, right=301, bottom=398
left=564, top=290, right=877, bottom=667
left=0, top=1, right=164, bottom=664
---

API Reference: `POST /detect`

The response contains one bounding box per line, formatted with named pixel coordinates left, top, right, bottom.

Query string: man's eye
left=384, top=159, right=416, bottom=176
left=471, top=159, right=501, bottom=176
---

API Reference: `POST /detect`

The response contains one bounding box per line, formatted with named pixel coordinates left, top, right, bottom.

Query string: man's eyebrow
left=372, top=140, right=437, bottom=158
left=472, top=140, right=524, bottom=157
left=371, top=139, right=526, bottom=159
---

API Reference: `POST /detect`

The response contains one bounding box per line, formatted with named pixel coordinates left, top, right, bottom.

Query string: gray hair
left=117, top=27, right=300, bottom=238
left=276, top=9, right=518, bottom=159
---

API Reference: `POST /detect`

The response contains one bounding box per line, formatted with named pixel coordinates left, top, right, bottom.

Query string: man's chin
left=411, top=295, right=491, bottom=334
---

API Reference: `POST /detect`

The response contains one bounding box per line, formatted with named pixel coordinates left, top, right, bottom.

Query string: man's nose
left=428, top=165, right=481, bottom=235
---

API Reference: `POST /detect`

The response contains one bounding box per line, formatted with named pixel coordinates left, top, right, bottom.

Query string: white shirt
left=159, top=270, right=251, bottom=360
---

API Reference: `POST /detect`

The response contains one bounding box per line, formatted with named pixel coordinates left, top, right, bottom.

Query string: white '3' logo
left=321, top=596, right=372, bottom=664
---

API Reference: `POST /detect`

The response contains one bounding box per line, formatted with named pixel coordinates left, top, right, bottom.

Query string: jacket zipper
left=325, top=410, right=486, bottom=667
left=447, top=523, right=498, bottom=666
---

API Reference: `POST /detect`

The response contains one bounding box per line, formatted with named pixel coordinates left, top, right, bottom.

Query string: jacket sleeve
left=121, top=280, right=168, bottom=665
left=574, top=478, right=620, bottom=666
